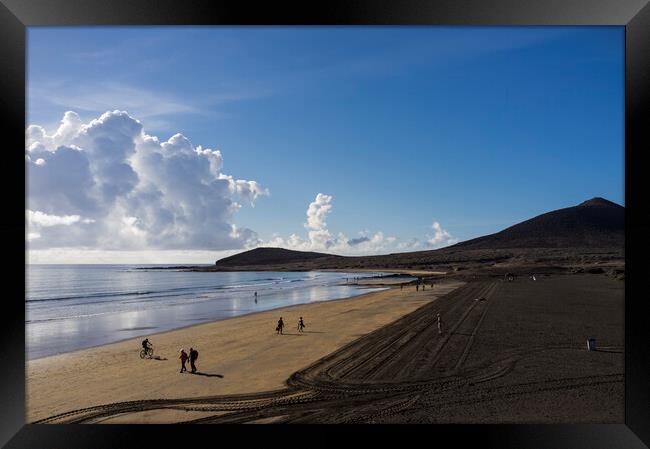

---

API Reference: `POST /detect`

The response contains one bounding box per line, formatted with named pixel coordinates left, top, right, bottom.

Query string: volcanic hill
left=201, top=198, right=624, bottom=275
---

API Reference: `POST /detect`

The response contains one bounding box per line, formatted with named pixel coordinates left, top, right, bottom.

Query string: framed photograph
left=2, top=0, right=649, bottom=447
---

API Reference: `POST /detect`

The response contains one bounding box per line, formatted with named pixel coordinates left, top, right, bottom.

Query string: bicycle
left=140, top=346, right=154, bottom=359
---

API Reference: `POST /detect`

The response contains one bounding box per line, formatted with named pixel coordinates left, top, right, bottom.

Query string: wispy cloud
left=281, top=27, right=578, bottom=89
left=30, top=79, right=271, bottom=133
left=65, top=34, right=175, bottom=67
left=30, top=83, right=201, bottom=120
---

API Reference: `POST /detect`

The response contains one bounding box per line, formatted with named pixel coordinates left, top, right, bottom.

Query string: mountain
left=448, top=197, right=624, bottom=250
left=214, top=247, right=340, bottom=268
left=207, top=197, right=624, bottom=272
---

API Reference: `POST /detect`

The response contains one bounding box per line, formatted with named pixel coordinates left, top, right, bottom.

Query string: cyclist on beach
left=142, top=338, right=152, bottom=355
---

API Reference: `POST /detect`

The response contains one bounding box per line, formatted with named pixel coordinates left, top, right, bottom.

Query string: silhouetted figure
left=423, top=284, right=426, bottom=291
left=400, top=284, right=403, bottom=290
left=437, top=313, right=442, bottom=335
left=298, top=317, right=305, bottom=332
left=189, top=347, right=199, bottom=373
left=142, top=338, right=152, bottom=357
left=416, top=285, right=419, bottom=292
left=276, top=317, right=285, bottom=335
left=179, top=348, right=188, bottom=373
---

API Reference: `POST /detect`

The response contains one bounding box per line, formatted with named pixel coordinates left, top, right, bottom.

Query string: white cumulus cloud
left=426, top=221, right=458, bottom=248
left=305, top=193, right=333, bottom=231
left=264, top=193, right=398, bottom=255
left=26, top=110, right=268, bottom=251
left=262, top=194, right=458, bottom=256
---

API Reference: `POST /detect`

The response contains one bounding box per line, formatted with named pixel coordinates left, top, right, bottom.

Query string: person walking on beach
left=189, top=347, right=199, bottom=373
left=437, top=313, right=442, bottom=335
left=416, top=284, right=419, bottom=292
left=276, top=317, right=285, bottom=335
left=179, top=348, right=188, bottom=373
left=298, top=317, right=305, bottom=333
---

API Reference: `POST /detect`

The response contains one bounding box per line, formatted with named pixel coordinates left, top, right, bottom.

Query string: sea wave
left=25, top=284, right=235, bottom=304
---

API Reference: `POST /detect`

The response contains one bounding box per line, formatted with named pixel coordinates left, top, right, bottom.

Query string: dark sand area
left=389, top=274, right=624, bottom=423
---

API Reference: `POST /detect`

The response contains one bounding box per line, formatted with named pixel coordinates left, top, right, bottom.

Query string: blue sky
left=26, top=26, right=624, bottom=263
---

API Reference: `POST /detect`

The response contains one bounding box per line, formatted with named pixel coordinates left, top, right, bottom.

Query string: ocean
left=25, top=265, right=389, bottom=360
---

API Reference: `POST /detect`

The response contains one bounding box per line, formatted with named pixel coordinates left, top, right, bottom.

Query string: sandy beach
left=27, top=280, right=463, bottom=423
left=28, top=273, right=623, bottom=424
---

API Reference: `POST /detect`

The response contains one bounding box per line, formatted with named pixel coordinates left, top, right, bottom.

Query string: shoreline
left=27, top=279, right=465, bottom=422
left=27, top=269, right=401, bottom=361
left=188, top=266, right=450, bottom=276
left=27, top=284, right=390, bottom=363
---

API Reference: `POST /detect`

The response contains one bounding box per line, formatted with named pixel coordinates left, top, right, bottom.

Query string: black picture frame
left=1, top=0, right=649, bottom=447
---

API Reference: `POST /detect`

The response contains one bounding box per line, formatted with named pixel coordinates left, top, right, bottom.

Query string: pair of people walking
left=179, top=347, right=199, bottom=373
left=276, top=316, right=306, bottom=334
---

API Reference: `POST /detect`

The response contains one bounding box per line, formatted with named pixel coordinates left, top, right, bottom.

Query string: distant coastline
left=195, top=198, right=624, bottom=277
